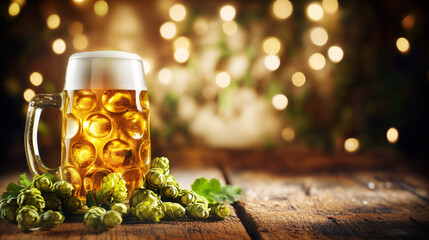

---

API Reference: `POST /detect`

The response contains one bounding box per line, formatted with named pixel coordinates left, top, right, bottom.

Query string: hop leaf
left=191, top=178, right=242, bottom=204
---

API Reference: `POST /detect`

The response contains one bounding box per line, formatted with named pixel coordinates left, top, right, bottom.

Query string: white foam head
left=64, top=51, right=147, bottom=90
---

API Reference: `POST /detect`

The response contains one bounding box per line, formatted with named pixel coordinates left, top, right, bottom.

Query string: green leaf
left=18, top=173, right=31, bottom=188
left=191, top=177, right=243, bottom=204
left=1, top=182, right=24, bottom=199
left=86, top=190, right=97, bottom=208
left=42, top=172, right=59, bottom=184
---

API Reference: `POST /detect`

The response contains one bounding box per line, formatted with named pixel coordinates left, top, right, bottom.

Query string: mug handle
left=24, top=93, right=63, bottom=178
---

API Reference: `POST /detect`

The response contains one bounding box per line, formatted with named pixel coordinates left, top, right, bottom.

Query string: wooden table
left=0, top=148, right=428, bottom=239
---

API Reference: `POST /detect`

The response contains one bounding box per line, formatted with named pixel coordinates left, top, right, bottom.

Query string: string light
left=23, top=89, right=35, bottom=102
left=262, top=37, right=281, bottom=55
left=222, top=21, right=238, bottom=35
left=174, top=48, right=190, bottom=63
left=220, top=5, right=236, bottom=21
left=291, top=72, right=306, bottom=87
left=73, top=34, right=88, bottom=50
left=158, top=68, right=173, bottom=85
left=272, top=0, right=293, bottom=20
left=142, top=60, right=151, bottom=74
left=52, top=39, right=66, bottom=54
left=169, top=4, right=186, bottom=22
left=386, top=127, right=399, bottom=144
left=308, top=53, right=325, bottom=70
left=174, top=36, right=190, bottom=49
left=402, top=14, right=415, bottom=30
left=8, top=2, right=20, bottom=16
left=47, top=14, right=61, bottom=29
left=94, top=0, right=108, bottom=16
left=396, top=37, right=410, bottom=53
left=68, top=21, right=83, bottom=36
left=328, top=46, right=344, bottom=63
left=322, top=0, right=338, bottom=14
left=264, top=55, right=280, bottom=71
left=310, top=27, right=328, bottom=46
left=215, top=72, right=231, bottom=88
left=281, top=127, right=295, bottom=141
left=160, top=22, right=177, bottom=40
left=344, top=138, right=359, bottom=153
left=272, top=94, right=288, bottom=110
left=29, top=72, right=43, bottom=86
left=307, top=3, right=324, bottom=21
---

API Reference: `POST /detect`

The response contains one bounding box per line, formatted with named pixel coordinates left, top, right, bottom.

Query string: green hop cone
left=112, top=179, right=128, bottom=203
left=151, top=157, right=170, bottom=175
left=43, top=192, right=60, bottom=210
left=61, top=196, right=82, bottom=213
left=53, top=180, right=74, bottom=199
left=160, top=175, right=180, bottom=200
left=16, top=205, right=40, bottom=232
left=0, top=197, right=19, bottom=222
left=186, top=203, right=210, bottom=219
left=129, top=188, right=160, bottom=208
left=32, top=174, right=53, bottom=192
left=17, top=188, right=45, bottom=213
left=110, top=203, right=127, bottom=216
left=40, top=210, right=65, bottom=228
left=83, top=206, right=106, bottom=230
left=178, top=190, right=198, bottom=206
left=210, top=202, right=230, bottom=219
left=135, top=202, right=164, bottom=222
left=196, top=195, right=209, bottom=207
left=144, top=168, right=166, bottom=192
left=100, top=210, right=122, bottom=230
left=160, top=202, right=186, bottom=220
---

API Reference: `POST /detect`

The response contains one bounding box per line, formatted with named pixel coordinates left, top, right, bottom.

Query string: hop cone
left=61, top=196, right=82, bottom=213
left=160, top=175, right=180, bottom=200
left=17, top=188, right=45, bottom=213
left=186, top=203, right=210, bottom=219
left=195, top=195, right=209, bottom=207
left=129, top=188, right=160, bottom=208
left=110, top=203, right=127, bottom=216
left=32, top=174, right=53, bottom=192
left=84, top=206, right=106, bottom=230
left=178, top=190, right=198, bottom=206
left=160, top=202, right=186, bottom=220
left=151, top=157, right=170, bottom=175
left=40, top=210, right=64, bottom=228
left=112, top=178, right=128, bottom=203
left=43, top=192, right=60, bottom=210
left=0, top=197, right=18, bottom=222
left=16, top=205, right=40, bottom=232
left=210, top=202, right=230, bottom=219
left=135, top=202, right=164, bottom=222
left=100, top=210, right=122, bottom=230
left=144, top=168, right=166, bottom=192
left=53, top=180, right=74, bottom=199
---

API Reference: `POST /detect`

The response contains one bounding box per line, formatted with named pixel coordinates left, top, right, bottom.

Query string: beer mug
left=24, top=51, right=151, bottom=198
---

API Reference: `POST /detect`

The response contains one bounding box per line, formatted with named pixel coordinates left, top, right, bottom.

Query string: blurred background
left=0, top=0, right=428, bottom=173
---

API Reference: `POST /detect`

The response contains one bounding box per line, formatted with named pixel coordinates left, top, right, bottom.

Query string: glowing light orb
left=272, top=0, right=293, bottom=20
left=281, top=127, right=295, bottom=141
left=344, top=138, right=359, bottom=153
left=386, top=127, right=399, bottom=144
left=47, top=14, right=61, bottom=29
left=272, top=94, right=288, bottom=110
left=73, top=34, right=88, bottom=50
left=24, top=89, right=35, bottom=102
left=52, top=39, right=66, bottom=54
left=223, top=21, right=238, bottom=35
left=308, top=53, right=325, bottom=70
left=310, top=27, right=328, bottom=46
left=94, top=0, right=108, bottom=16
left=292, top=72, right=306, bottom=87
left=8, top=3, right=20, bottom=17
left=158, top=68, right=173, bottom=85
left=174, top=48, right=190, bottom=63
left=220, top=5, right=236, bottom=21
left=263, top=37, right=281, bottom=55
left=215, top=72, right=231, bottom=88
left=169, top=4, right=187, bottom=22
left=160, top=22, right=177, bottom=40
left=307, top=3, right=324, bottom=21
left=322, top=0, right=338, bottom=14
left=396, top=37, right=410, bottom=53
left=328, top=46, right=344, bottom=63
left=264, top=55, right=281, bottom=71
left=30, top=72, right=43, bottom=86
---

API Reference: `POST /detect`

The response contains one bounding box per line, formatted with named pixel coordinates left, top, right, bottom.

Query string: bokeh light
left=8, top=2, right=20, bottom=17
left=328, top=46, right=344, bottom=63
left=402, top=14, right=415, bottom=30
left=29, top=72, right=43, bottom=86
left=272, top=94, right=288, bottom=110
left=281, top=127, right=295, bottom=142
left=68, top=21, right=83, bottom=36
left=174, top=36, right=190, bottom=49
left=215, top=72, right=231, bottom=88
left=223, top=21, right=238, bottom=35
left=73, top=34, right=88, bottom=50
left=47, top=14, right=61, bottom=29
left=307, top=3, right=324, bottom=21
left=94, top=0, right=108, bottom=16
left=386, top=127, right=399, bottom=144
left=396, top=37, right=410, bottom=53
left=308, top=53, right=326, bottom=70
left=264, top=55, right=280, bottom=71
left=310, top=27, right=328, bottom=46
left=322, top=0, right=338, bottom=14
left=262, top=37, right=281, bottom=55
left=158, top=68, right=173, bottom=85
left=291, top=72, right=306, bottom=87
left=142, top=60, right=151, bottom=74
left=23, top=89, right=35, bottom=102
left=169, top=4, right=187, bottom=22
left=193, top=17, right=209, bottom=36
left=174, top=47, right=190, bottom=63
left=220, top=5, right=236, bottom=21
left=272, top=0, right=293, bottom=20
left=160, top=22, right=177, bottom=40
left=52, top=39, right=66, bottom=54
left=344, top=138, right=359, bottom=153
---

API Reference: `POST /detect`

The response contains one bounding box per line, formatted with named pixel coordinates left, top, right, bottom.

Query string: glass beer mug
left=24, top=51, right=151, bottom=198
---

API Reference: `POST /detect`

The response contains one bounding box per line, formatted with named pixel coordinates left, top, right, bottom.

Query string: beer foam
left=64, top=51, right=147, bottom=90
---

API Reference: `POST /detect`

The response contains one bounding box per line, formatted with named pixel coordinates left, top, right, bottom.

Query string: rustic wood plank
left=227, top=169, right=429, bottom=239
left=0, top=168, right=251, bottom=240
